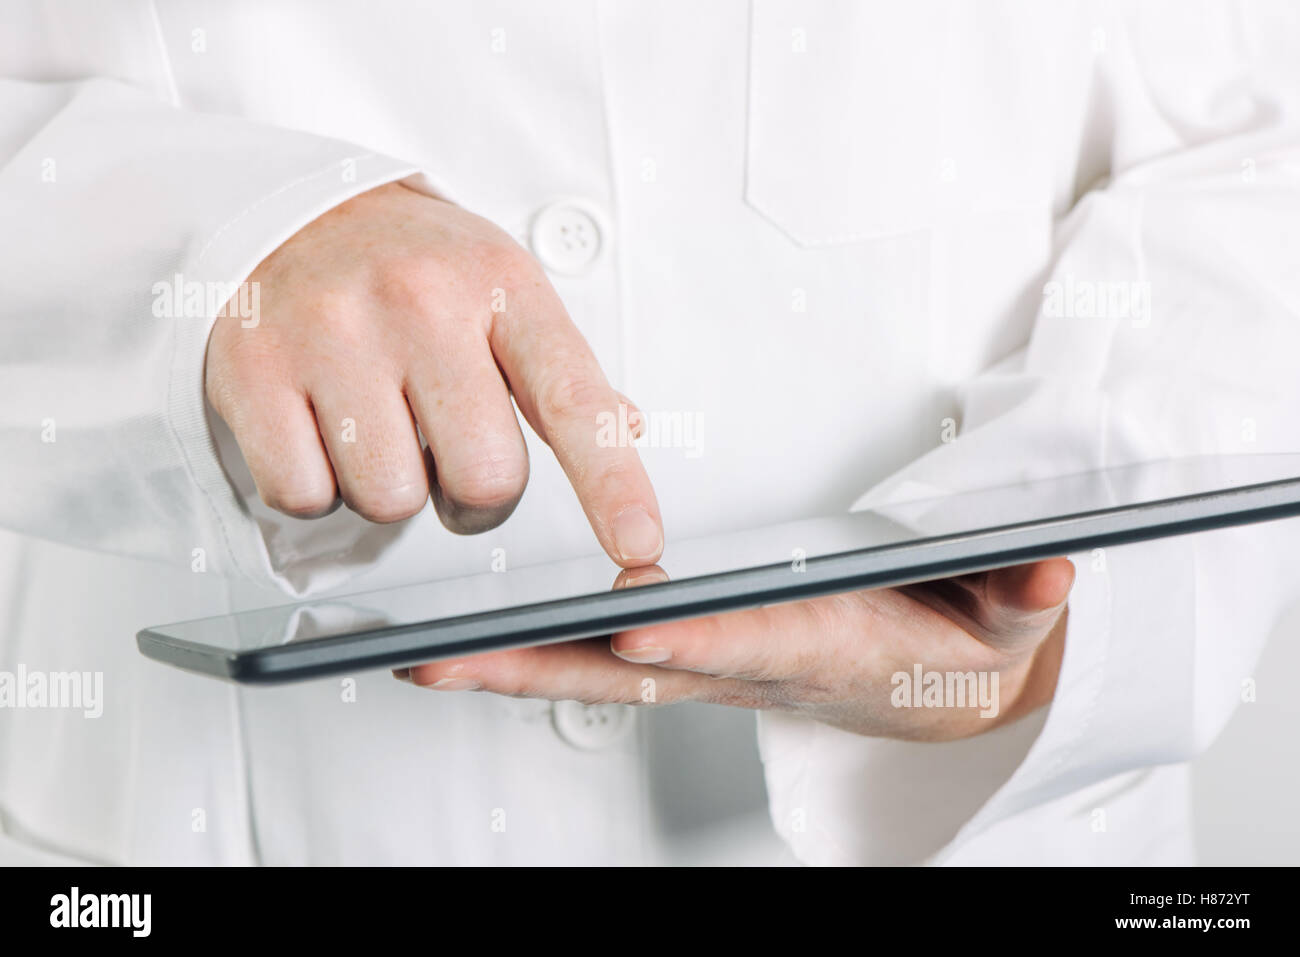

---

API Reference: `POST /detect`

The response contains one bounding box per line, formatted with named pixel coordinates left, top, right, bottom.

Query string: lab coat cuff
left=929, top=534, right=1198, bottom=862
left=758, top=538, right=1197, bottom=866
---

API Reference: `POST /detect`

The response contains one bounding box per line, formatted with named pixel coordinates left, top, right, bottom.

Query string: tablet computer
left=137, top=454, right=1300, bottom=684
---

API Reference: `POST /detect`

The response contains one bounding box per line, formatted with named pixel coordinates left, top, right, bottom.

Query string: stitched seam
left=193, top=153, right=378, bottom=266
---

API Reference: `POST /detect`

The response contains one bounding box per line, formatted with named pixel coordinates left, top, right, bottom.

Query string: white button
left=529, top=202, right=603, bottom=276
left=551, top=700, right=632, bottom=750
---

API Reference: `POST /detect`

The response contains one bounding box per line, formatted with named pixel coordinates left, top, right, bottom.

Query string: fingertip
left=1035, top=557, right=1077, bottom=608
left=609, top=505, right=664, bottom=567
left=992, top=557, right=1075, bottom=612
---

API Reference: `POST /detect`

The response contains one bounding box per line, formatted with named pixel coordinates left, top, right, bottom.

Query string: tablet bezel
left=137, top=465, right=1300, bottom=684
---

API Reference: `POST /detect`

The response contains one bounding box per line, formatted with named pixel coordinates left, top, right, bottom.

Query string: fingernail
left=614, top=646, right=671, bottom=664
left=426, top=677, right=481, bottom=691
left=613, top=506, right=662, bottom=564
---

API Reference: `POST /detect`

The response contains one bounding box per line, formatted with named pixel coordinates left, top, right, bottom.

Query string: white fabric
left=2, top=0, right=1299, bottom=865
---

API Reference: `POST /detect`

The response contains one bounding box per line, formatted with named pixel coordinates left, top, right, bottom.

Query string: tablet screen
left=138, top=454, right=1300, bottom=681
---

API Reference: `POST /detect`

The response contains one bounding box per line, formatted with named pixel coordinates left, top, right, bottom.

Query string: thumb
left=977, top=557, right=1075, bottom=651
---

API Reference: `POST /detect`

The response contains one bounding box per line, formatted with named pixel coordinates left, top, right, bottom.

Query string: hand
left=397, top=557, right=1075, bottom=741
left=205, top=182, right=663, bottom=566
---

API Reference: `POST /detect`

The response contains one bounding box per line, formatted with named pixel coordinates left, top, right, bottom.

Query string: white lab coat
left=3, top=0, right=1300, bottom=866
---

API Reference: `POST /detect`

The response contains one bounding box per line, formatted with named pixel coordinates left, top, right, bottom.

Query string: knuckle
left=538, top=370, right=609, bottom=424
left=591, top=456, right=638, bottom=493
left=298, top=287, right=369, bottom=345
left=367, top=253, right=442, bottom=316
left=367, top=238, right=543, bottom=329
left=467, top=234, right=542, bottom=288
left=346, top=483, right=429, bottom=524
left=303, top=284, right=365, bottom=321
left=439, top=452, right=529, bottom=510
left=260, top=483, right=337, bottom=520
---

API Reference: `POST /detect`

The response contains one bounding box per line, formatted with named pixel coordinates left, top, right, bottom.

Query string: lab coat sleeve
left=757, top=68, right=1300, bottom=863
left=0, top=76, right=440, bottom=595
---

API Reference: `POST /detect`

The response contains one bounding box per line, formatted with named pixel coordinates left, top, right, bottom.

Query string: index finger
left=489, top=281, right=663, bottom=567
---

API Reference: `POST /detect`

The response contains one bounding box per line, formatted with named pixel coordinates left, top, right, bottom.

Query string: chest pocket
left=745, top=0, right=1056, bottom=247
